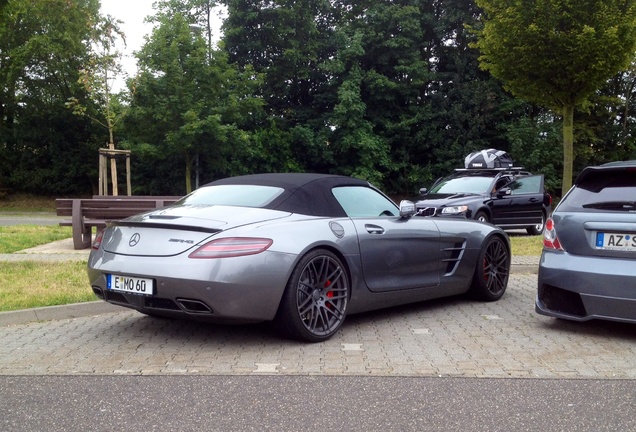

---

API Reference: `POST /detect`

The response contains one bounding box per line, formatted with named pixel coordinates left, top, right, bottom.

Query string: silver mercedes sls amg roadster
left=88, top=173, right=511, bottom=342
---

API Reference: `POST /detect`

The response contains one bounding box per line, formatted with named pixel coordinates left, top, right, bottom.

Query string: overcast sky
left=100, top=0, right=155, bottom=84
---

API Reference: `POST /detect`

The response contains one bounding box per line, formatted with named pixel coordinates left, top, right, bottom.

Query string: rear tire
left=468, top=236, right=510, bottom=301
left=275, top=249, right=349, bottom=342
left=526, top=213, right=546, bottom=236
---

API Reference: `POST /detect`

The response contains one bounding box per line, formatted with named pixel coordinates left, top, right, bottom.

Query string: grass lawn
left=0, top=260, right=94, bottom=312
left=508, top=233, right=543, bottom=256
left=0, top=225, right=73, bottom=253
left=0, top=225, right=94, bottom=311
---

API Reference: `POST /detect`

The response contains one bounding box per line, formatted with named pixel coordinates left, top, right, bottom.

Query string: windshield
left=176, top=185, right=284, bottom=208
left=429, top=176, right=494, bottom=194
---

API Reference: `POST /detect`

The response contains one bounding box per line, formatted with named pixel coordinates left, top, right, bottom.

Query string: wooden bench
left=56, top=196, right=182, bottom=250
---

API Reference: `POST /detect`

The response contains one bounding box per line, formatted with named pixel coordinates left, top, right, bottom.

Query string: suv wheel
left=526, top=214, right=545, bottom=236
left=474, top=211, right=489, bottom=224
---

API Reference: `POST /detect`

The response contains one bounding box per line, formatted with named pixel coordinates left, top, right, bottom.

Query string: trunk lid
left=554, top=212, right=636, bottom=260
left=100, top=205, right=290, bottom=256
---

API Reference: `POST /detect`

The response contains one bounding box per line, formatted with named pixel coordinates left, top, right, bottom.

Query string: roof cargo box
left=464, top=149, right=514, bottom=169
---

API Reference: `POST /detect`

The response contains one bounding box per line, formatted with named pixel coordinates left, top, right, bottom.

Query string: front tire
left=474, top=211, right=489, bottom=224
left=275, top=249, right=349, bottom=342
left=468, top=236, right=510, bottom=301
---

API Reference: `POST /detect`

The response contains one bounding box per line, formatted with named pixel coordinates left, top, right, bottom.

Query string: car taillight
left=189, top=237, right=273, bottom=259
left=543, top=217, right=563, bottom=251
left=92, top=230, right=105, bottom=250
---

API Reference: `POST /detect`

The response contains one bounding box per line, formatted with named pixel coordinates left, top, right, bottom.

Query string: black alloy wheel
left=469, top=236, right=510, bottom=301
left=276, top=249, right=349, bottom=342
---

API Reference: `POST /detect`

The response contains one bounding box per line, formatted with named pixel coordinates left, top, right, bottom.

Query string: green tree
left=126, top=4, right=263, bottom=193
left=155, top=0, right=223, bottom=52
left=574, top=64, right=636, bottom=166
left=129, top=12, right=216, bottom=193
left=223, top=0, right=339, bottom=173
left=473, top=0, right=636, bottom=194
left=0, top=0, right=101, bottom=194
left=66, top=14, right=127, bottom=195
left=318, top=0, right=527, bottom=193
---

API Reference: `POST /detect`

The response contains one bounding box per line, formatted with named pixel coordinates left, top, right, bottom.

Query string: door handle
left=365, top=224, right=385, bottom=234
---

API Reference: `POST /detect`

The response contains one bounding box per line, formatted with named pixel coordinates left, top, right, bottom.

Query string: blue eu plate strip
left=596, top=232, right=604, bottom=247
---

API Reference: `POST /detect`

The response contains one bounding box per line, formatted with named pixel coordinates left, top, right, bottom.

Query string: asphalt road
left=0, top=212, right=62, bottom=226
left=2, top=375, right=634, bottom=432
left=1, top=274, right=635, bottom=430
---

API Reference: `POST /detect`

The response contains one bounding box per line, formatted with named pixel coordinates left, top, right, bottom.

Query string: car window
left=494, top=178, right=509, bottom=190
left=176, top=185, right=284, bottom=208
left=557, top=171, right=636, bottom=212
left=509, top=176, right=541, bottom=195
left=332, top=186, right=398, bottom=218
left=429, top=176, right=494, bottom=194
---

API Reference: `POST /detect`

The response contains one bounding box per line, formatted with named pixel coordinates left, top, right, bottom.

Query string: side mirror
left=419, top=187, right=428, bottom=195
left=497, top=187, right=512, bottom=197
left=399, top=200, right=417, bottom=219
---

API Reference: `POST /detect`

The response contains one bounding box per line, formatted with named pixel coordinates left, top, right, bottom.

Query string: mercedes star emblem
left=129, top=233, right=141, bottom=247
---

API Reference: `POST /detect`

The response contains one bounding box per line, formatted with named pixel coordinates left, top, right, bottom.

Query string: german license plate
left=596, top=232, right=636, bottom=251
left=107, top=274, right=154, bottom=295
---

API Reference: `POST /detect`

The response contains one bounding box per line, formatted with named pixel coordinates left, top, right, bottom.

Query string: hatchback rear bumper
left=536, top=251, right=636, bottom=323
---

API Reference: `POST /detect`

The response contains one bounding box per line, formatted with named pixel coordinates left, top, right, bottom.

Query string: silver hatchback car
left=536, top=160, right=636, bottom=323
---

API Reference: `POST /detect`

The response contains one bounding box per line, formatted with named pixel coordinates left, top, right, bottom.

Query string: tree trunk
left=105, top=66, right=118, bottom=196
left=561, top=104, right=574, bottom=196
left=185, top=153, right=192, bottom=194
left=109, top=152, right=118, bottom=195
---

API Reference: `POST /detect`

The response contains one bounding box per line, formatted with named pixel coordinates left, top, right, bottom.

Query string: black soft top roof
left=205, top=173, right=372, bottom=217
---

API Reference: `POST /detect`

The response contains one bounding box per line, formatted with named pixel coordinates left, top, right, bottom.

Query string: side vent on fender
left=442, top=242, right=465, bottom=275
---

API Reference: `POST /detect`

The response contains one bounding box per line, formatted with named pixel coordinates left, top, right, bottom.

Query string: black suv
left=415, top=168, right=552, bottom=235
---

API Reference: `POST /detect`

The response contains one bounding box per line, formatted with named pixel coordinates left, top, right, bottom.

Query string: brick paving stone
left=1, top=274, right=636, bottom=378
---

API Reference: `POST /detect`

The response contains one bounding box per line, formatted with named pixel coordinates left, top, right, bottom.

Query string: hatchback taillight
left=543, top=217, right=563, bottom=251
left=189, top=237, right=273, bottom=259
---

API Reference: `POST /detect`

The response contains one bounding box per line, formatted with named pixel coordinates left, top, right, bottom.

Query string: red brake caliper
left=325, top=280, right=334, bottom=308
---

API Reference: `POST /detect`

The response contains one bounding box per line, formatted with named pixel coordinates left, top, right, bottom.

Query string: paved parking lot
left=1, top=273, right=635, bottom=378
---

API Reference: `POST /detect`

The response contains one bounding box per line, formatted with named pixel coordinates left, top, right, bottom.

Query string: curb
left=1, top=263, right=538, bottom=327
left=511, top=264, right=539, bottom=274
left=0, top=301, right=123, bottom=327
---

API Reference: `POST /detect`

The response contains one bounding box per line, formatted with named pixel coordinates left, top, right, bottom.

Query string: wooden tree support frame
left=98, top=148, right=132, bottom=196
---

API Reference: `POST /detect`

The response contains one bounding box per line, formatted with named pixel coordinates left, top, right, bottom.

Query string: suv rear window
left=557, top=171, right=636, bottom=212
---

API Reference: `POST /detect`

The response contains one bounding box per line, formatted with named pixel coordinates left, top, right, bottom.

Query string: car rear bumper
left=87, top=249, right=296, bottom=323
left=536, top=250, right=636, bottom=323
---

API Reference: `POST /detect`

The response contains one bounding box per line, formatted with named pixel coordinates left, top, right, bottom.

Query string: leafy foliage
left=2, top=0, right=636, bottom=199
left=473, top=0, right=636, bottom=192
left=0, top=0, right=102, bottom=194
left=124, top=5, right=264, bottom=193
